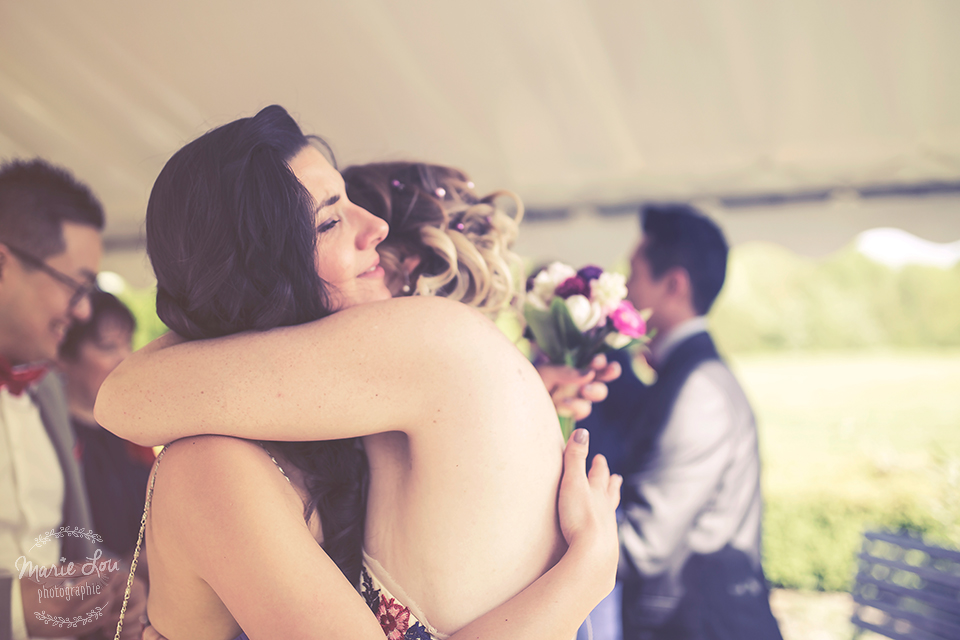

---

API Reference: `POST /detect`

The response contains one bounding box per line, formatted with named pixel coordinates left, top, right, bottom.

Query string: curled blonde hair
left=342, top=162, right=524, bottom=317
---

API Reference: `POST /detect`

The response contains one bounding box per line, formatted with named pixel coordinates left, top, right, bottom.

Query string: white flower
left=605, top=332, right=632, bottom=349
left=531, top=262, right=578, bottom=303
left=591, top=272, right=627, bottom=314
left=565, top=295, right=604, bottom=332
left=525, top=290, right=549, bottom=311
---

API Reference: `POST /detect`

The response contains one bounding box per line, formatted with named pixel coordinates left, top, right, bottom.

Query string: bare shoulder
left=157, top=435, right=277, bottom=485
left=316, top=295, right=505, bottom=347
left=311, top=295, right=525, bottom=375
left=151, top=436, right=301, bottom=542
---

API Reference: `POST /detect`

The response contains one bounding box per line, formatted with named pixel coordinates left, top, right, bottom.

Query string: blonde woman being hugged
left=342, top=161, right=621, bottom=418
left=96, top=106, right=619, bottom=640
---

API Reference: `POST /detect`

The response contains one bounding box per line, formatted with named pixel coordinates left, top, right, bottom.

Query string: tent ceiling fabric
left=2, top=0, right=959, bottom=254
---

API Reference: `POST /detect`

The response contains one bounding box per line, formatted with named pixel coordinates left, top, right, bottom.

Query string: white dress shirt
left=1, top=388, right=66, bottom=640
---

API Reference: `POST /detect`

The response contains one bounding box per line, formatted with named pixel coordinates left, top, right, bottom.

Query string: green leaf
left=550, top=298, right=585, bottom=367
left=524, top=302, right=566, bottom=363
left=523, top=299, right=586, bottom=365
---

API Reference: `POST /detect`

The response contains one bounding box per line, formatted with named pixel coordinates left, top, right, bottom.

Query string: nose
left=71, top=294, right=93, bottom=322
left=358, top=206, right=389, bottom=249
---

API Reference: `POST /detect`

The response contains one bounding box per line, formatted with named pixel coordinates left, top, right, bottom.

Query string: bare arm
left=154, top=432, right=619, bottom=640
left=96, top=296, right=513, bottom=447
left=149, top=437, right=393, bottom=640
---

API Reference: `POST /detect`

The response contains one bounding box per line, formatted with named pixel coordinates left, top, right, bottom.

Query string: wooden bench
left=851, top=530, right=960, bottom=640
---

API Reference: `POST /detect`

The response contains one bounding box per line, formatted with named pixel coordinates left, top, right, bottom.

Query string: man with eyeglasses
left=0, top=159, right=145, bottom=639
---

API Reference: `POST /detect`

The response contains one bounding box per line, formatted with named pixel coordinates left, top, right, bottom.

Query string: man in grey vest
left=582, top=204, right=782, bottom=640
left=0, top=159, right=144, bottom=639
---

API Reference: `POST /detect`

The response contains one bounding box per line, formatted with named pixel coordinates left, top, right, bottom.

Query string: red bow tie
left=0, top=356, right=48, bottom=397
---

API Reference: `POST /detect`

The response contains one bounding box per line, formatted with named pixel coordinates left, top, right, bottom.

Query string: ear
left=665, top=267, right=692, bottom=303
left=401, top=254, right=421, bottom=275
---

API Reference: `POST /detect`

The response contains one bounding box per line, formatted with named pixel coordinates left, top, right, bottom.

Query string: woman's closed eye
left=317, top=218, right=340, bottom=233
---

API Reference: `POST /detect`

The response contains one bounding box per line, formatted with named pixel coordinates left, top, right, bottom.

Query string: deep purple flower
left=554, top=276, right=589, bottom=298
left=526, top=273, right=537, bottom=292
left=577, top=265, right=604, bottom=283
left=405, top=623, right=434, bottom=640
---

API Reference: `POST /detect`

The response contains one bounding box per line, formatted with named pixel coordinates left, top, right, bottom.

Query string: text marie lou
left=15, top=548, right=120, bottom=581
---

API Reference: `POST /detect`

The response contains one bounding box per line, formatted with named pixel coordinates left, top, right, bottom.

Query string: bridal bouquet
left=525, top=263, right=651, bottom=438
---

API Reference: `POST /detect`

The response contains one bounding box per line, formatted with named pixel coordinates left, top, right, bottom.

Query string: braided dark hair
left=146, top=105, right=367, bottom=585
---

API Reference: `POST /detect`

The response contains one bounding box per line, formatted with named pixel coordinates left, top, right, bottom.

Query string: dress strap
left=258, top=442, right=292, bottom=484
left=113, top=442, right=288, bottom=639
left=114, top=445, right=166, bottom=640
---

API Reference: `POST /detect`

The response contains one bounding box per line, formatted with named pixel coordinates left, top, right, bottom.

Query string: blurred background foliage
left=708, top=242, right=960, bottom=591
left=712, top=243, right=960, bottom=353
left=113, top=237, right=960, bottom=593
left=115, top=285, right=168, bottom=352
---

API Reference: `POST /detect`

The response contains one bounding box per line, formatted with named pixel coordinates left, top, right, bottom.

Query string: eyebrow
left=316, top=194, right=340, bottom=212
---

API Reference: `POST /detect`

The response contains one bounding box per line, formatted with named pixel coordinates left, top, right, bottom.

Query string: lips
left=358, top=258, right=383, bottom=278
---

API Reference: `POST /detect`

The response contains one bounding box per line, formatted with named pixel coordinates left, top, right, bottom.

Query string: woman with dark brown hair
left=97, top=105, right=620, bottom=640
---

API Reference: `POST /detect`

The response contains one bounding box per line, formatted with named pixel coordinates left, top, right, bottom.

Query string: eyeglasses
left=4, top=244, right=98, bottom=308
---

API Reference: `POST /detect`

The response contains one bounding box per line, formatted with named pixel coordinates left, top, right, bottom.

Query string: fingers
left=539, top=363, right=595, bottom=393
left=587, top=452, right=610, bottom=483
left=563, top=428, right=590, bottom=475
left=558, top=397, right=592, bottom=421
left=589, top=354, right=608, bottom=371
left=541, top=356, right=623, bottom=420
left=608, top=471, right=623, bottom=506
left=597, top=361, right=622, bottom=383
left=579, top=381, right=608, bottom=403
left=588, top=453, right=622, bottom=507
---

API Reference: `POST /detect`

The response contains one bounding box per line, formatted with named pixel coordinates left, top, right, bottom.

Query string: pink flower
left=609, top=301, right=647, bottom=338
left=376, top=595, right=411, bottom=640
left=554, top=276, right=589, bottom=299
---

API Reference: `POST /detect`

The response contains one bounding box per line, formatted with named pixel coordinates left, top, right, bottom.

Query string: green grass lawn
left=727, top=349, right=960, bottom=590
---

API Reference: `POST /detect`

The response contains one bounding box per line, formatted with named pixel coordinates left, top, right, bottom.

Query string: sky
left=856, top=228, right=960, bottom=269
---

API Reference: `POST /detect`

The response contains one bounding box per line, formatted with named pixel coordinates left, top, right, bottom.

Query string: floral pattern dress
left=361, top=565, right=438, bottom=640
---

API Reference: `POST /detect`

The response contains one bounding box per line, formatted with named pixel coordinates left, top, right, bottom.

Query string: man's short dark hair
left=0, top=158, right=105, bottom=260
left=58, top=290, right=136, bottom=361
left=640, top=203, right=728, bottom=315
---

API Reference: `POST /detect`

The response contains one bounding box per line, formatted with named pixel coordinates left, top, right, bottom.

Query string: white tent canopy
left=2, top=0, right=958, bottom=284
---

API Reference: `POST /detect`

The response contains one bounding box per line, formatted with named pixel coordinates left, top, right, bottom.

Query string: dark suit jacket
left=32, top=373, right=96, bottom=561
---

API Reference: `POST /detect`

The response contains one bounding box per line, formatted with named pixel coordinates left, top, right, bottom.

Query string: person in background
left=0, top=158, right=145, bottom=640
left=57, top=290, right=154, bottom=559
left=581, top=204, right=782, bottom=640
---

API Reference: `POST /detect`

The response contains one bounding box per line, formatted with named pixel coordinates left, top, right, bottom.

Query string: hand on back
left=557, top=428, right=622, bottom=590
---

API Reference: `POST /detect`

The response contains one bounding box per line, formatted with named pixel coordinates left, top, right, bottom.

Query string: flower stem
left=559, top=414, right=576, bottom=441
